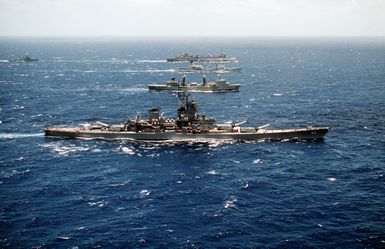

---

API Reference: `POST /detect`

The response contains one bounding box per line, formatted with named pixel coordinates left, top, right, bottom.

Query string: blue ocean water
left=1, top=37, right=385, bottom=248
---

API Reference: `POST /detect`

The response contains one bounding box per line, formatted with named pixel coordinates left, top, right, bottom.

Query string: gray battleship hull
left=45, top=127, right=329, bottom=142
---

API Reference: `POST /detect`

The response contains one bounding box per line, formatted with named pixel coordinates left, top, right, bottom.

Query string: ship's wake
left=0, top=133, right=44, bottom=139
left=136, top=59, right=167, bottom=63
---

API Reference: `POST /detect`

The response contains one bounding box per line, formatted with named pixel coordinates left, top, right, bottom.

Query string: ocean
left=1, top=37, right=385, bottom=248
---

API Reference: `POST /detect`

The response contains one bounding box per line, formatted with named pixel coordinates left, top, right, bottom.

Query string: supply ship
left=45, top=93, right=329, bottom=142
left=148, top=76, right=240, bottom=92
left=166, top=53, right=238, bottom=63
left=176, top=64, right=241, bottom=73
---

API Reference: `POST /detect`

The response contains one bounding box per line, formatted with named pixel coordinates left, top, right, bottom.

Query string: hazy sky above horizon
left=0, top=0, right=384, bottom=37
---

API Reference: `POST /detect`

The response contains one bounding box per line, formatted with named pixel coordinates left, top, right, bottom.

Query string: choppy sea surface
left=1, top=37, right=385, bottom=248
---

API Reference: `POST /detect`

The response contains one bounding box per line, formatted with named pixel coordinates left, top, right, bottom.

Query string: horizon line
left=1, top=35, right=385, bottom=39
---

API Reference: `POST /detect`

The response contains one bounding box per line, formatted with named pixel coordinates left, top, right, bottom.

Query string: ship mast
left=176, top=89, right=190, bottom=110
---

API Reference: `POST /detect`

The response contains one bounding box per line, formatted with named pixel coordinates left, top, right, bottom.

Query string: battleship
left=166, top=53, right=238, bottom=63
left=176, top=64, right=241, bottom=73
left=45, top=93, right=329, bottom=142
left=148, top=76, right=240, bottom=92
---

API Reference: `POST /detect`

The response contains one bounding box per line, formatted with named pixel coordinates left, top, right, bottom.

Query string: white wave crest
left=0, top=133, right=44, bottom=139
left=207, top=170, right=217, bottom=175
left=57, top=236, right=71, bottom=240
left=224, top=196, right=237, bottom=209
left=119, top=146, right=135, bottom=155
left=88, top=200, right=107, bottom=207
left=144, top=69, right=175, bottom=73
left=42, top=143, right=90, bottom=156
left=140, top=189, right=151, bottom=198
left=137, top=59, right=167, bottom=63
left=119, top=87, right=148, bottom=92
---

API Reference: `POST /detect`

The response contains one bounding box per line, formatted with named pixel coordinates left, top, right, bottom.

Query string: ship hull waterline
left=44, top=127, right=329, bottom=142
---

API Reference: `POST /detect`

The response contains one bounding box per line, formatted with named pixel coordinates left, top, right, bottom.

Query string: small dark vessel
left=16, top=55, right=39, bottom=62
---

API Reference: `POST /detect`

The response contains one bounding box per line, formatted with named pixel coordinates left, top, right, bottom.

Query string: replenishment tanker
left=45, top=93, right=329, bottom=142
left=166, top=53, right=238, bottom=63
left=148, top=75, right=240, bottom=92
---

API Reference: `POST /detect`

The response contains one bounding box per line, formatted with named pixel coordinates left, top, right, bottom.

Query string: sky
left=0, top=0, right=384, bottom=37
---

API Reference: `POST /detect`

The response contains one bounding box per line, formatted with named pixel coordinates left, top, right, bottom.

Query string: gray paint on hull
left=45, top=127, right=329, bottom=142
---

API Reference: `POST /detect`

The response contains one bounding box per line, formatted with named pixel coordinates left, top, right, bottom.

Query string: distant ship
left=16, top=55, right=39, bottom=62
left=148, top=76, right=240, bottom=92
left=45, top=93, right=329, bottom=142
left=176, top=64, right=241, bottom=73
left=166, top=53, right=238, bottom=63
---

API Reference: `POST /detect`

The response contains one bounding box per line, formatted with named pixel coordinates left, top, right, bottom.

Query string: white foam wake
left=41, top=143, right=90, bottom=156
left=137, top=59, right=167, bottom=63
left=0, top=133, right=44, bottom=139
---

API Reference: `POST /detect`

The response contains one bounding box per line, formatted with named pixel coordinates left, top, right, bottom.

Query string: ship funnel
left=148, top=108, right=160, bottom=123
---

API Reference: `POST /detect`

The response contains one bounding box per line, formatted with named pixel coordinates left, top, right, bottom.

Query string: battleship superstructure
left=45, top=92, right=329, bottom=142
